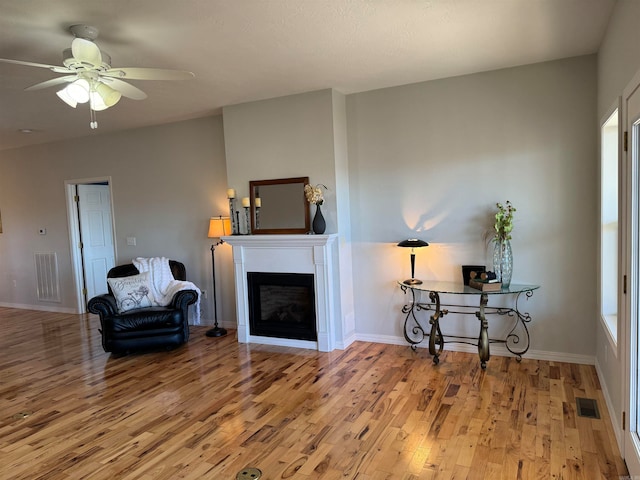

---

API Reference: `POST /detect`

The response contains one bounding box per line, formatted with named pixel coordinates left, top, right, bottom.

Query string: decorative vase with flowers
left=304, top=183, right=327, bottom=234
left=492, top=200, right=516, bottom=288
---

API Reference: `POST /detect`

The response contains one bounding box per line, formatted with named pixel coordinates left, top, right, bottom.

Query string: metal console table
left=399, top=281, right=540, bottom=369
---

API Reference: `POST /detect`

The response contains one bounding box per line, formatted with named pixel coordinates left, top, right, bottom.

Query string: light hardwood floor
left=0, top=307, right=628, bottom=479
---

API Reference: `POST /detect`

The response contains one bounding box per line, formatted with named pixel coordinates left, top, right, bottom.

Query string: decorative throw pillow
left=107, top=272, right=155, bottom=313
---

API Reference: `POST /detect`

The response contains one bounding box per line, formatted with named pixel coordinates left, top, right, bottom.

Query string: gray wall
left=223, top=89, right=340, bottom=233
left=596, top=0, right=640, bottom=452
left=0, top=116, right=232, bottom=324
left=347, top=55, right=597, bottom=360
left=222, top=88, right=356, bottom=341
left=598, top=0, right=640, bottom=119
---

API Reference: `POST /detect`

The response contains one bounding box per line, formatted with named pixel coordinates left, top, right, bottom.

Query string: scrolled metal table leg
left=401, top=284, right=426, bottom=349
left=504, top=290, right=533, bottom=360
left=476, top=293, right=490, bottom=369
left=428, top=291, right=444, bottom=365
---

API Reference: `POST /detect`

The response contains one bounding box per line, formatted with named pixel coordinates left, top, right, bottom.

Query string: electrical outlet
left=236, top=468, right=262, bottom=480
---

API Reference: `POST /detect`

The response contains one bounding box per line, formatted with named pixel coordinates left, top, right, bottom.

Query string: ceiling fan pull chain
left=89, top=100, right=98, bottom=129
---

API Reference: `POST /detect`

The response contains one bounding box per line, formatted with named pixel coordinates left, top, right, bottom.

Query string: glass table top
left=398, top=280, right=540, bottom=295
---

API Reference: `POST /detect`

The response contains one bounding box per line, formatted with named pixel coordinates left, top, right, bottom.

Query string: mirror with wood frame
left=249, top=176, right=310, bottom=234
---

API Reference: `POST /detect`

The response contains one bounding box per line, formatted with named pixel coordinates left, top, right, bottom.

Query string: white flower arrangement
left=304, top=183, right=327, bottom=205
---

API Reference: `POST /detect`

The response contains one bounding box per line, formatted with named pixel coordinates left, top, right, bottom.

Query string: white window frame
left=600, top=102, right=621, bottom=354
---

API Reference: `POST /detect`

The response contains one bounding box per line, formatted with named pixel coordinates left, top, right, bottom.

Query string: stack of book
left=468, top=278, right=502, bottom=291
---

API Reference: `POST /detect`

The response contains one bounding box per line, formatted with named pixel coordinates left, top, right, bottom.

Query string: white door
left=78, top=184, right=115, bottom=300
left=624, top=73, right=640, bottom=474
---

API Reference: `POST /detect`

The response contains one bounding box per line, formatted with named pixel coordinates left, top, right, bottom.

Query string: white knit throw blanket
left=132, top=257, right=201, bottom=325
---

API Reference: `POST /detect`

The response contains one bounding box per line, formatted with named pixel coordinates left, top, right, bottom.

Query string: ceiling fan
left=0, top=24, right=195, bottom=129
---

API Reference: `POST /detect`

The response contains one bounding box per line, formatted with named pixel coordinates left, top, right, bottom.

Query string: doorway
left=65, top=177, right=116, bottom=313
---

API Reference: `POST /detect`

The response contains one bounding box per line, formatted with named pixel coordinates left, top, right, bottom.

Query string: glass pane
left=601, top=109, right=619, bottom=342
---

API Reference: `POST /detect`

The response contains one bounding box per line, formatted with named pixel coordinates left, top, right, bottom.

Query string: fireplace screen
left=247, top=272, right=317, bottom=341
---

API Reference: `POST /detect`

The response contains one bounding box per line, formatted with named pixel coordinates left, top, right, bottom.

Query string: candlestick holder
left=244, top=206, right=251, bottom=235
left=255, top=207, right=260, bottom=230
left=235, top=210, right=240, bottom=235
left=228, top=198, right=238, bottom=234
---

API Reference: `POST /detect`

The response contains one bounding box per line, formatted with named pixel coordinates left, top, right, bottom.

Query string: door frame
left=65, top=176, right=117, bottom=314
left=623, top=67, right=640, bottom=475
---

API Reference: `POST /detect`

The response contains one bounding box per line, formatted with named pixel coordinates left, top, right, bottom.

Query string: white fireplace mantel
left=222, top=234, right=342, bottom=352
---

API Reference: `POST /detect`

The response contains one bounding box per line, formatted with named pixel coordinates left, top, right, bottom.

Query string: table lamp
left=397, top=238, right=429, bottom=285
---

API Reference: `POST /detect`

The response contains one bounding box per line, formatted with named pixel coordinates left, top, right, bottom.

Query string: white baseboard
left=199, top=322, right=357, bottom=352
left=595, top=359, right=624, bottom=454
left=355, top=333, right=596, bottom=365
left=186, top=324, right=596, bottom=364
left=0, top=302, right=78, bottom=314
left=336, top=331, right=357, bottom=350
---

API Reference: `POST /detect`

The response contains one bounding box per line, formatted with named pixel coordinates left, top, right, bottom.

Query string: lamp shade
left=397, top=238, right=429, bottom=248
left=89, top=90, right=109, bottom=111
left=95, top=82, right=122, bottom=107
left=208, top=216, right=231, bottom=238
left=66, top=79, right=90, bottom=104
left=56, top=87, right=78, bottom=108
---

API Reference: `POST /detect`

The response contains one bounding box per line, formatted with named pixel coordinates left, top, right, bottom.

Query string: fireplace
left=247, top=272, right=317, bottom=341
left=223, top=234, right=345, bottom=352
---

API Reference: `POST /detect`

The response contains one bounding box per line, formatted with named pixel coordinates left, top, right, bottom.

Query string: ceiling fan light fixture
left=89, top=91, right=108, bottom=111
left=56, top=87, right=77, bottom=108
left=66, top=78, right=90, bottom=104
left=94, top=82, right=121, bottom=107
left=0, top=23, right=195, bottom=128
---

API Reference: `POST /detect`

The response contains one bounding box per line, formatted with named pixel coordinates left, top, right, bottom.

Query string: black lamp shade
left=397, top=238, right=429, bottom=248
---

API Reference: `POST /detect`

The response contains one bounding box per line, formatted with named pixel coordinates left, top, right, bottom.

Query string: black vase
left=312, top=204, right=326, bottom=234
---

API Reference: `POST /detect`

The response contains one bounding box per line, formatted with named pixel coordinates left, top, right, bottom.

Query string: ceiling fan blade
left=0, top=57, right=72, bottom=73
left=103, top=67, right=194, bottom=81
left=51, top=66, right=75, bottom=74
left=71, top=37, right=102, bottom=67
left=101, top=77, right=147, bottom=100
left=25, top=75, right=77, bottom=91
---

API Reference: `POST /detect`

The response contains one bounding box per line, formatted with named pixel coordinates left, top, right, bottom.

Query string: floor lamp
left=206, top=216, right=231, bottom=338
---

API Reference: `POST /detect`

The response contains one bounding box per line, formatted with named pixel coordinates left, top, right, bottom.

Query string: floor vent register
left=576, top=397, right=601, bottom=419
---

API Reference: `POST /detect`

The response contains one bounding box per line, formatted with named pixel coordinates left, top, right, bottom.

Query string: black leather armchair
left=87, top=260, right=198, bottom=354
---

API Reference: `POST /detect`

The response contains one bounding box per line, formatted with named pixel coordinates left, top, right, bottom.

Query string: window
left=601, top=108, right=619, bottom=345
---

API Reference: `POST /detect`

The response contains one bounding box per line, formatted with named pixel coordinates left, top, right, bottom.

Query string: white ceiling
left=0, top=0, right=615, bottom=151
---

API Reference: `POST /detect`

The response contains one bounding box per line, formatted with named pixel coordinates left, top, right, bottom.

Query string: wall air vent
left=35, top=252, right=60, bottom=302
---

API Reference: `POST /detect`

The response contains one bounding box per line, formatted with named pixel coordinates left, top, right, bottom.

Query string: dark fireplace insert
left=247, top=272, right=317, bottom=341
